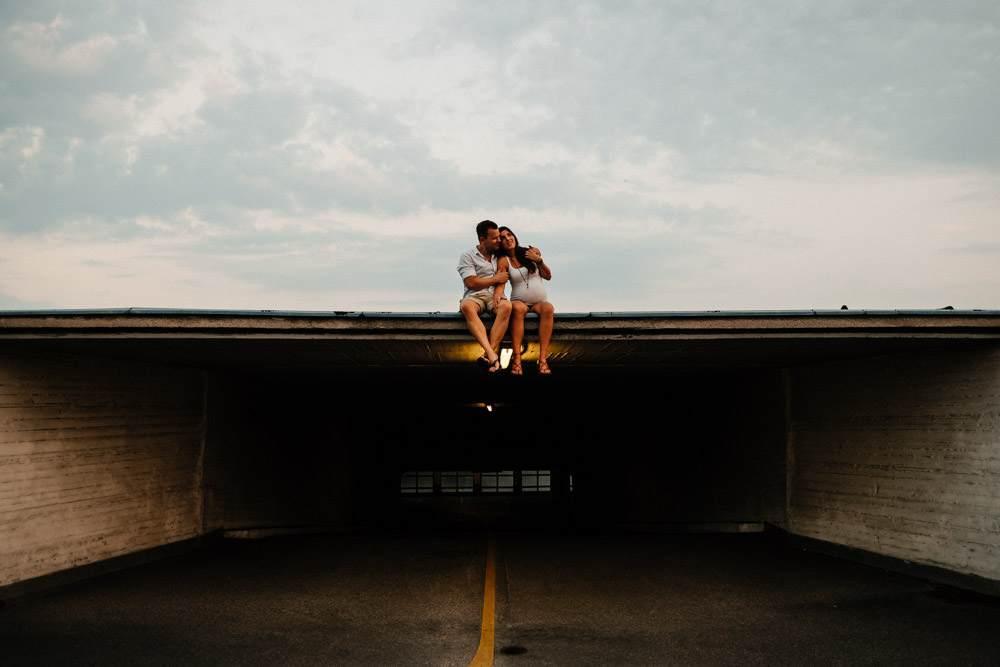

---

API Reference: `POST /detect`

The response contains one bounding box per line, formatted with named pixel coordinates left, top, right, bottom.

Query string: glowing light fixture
left=499, top=345, right=514, bottom=369
left=485, top=402, right=494, bottom=412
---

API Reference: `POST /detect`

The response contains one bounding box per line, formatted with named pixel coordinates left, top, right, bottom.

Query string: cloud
left=421, top=1, right=1000, bottom=175
left=2, top=16, right=118, bottom=75
left=0, top=1, right=997, bottom=312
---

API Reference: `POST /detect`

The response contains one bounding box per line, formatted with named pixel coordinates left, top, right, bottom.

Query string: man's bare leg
left=461, top=299, right=499, bottom=363
left=489, top=298, right=512, bottom=350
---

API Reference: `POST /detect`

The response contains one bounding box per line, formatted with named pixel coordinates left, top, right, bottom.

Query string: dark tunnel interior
left=203, top=366, right=787, bottom=533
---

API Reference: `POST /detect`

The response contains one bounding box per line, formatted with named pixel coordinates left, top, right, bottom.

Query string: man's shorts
left=460, top=292, right=496, bottom=314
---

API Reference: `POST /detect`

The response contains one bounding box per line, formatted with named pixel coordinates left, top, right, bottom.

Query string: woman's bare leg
left=510, top=301, right=528, bottom=373
left=532, top=301, right=554, bottom=371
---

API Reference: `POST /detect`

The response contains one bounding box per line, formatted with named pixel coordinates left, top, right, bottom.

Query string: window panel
left=400, top=471, right=435, bottom=494
left=521, top=470, right=551, bottom=493
left=481, top=470, right=515, bottom=493
left=440, top=471, right=474, bottom=494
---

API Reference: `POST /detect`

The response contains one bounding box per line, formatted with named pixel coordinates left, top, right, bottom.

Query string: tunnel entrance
left=210, top=367, right=786, bottom=533
left=2, top=309, right=999, bottom=594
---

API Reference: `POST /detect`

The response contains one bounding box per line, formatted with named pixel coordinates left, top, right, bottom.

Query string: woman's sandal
left=538, top=359, right=551, bottom=375
left=510, top=360, right=523, bottom=375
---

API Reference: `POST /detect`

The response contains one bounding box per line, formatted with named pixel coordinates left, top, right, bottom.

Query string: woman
left=494, top=226, right=554, bottom=374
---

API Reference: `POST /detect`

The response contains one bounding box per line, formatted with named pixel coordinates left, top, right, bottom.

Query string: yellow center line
left=467, top=534, right=496, bottom=667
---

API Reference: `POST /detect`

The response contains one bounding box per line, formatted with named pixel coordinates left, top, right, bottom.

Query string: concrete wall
left=787, top=343, right=1000, bottom=582
left=0, top=351, right=206, bottom=587
left=0, top=356, right=360, bottom=589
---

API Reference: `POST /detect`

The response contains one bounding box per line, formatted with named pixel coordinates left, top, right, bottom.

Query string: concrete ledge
left=615, top=522, right=767, bottom=534
left=3, top=308, right=1000, bottom=337
left=223, top=525, right=361, bottom=539
left=780, top=530, right=1000, bottom=599
left=0, top=535, right=217, bottom=603
left=3, top=308, right=999, bottom=377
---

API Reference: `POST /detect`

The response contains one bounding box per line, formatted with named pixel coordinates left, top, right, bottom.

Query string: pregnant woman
left=494, top=226, right=554, bottom=374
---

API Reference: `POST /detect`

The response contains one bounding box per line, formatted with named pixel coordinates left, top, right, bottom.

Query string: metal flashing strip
left=3, top=310, right=1000, bottom=346
left=2, top=307, right=1000, bottom=319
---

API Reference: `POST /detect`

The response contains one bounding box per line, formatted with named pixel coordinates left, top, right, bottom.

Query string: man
left=457, top=220, right=512, bottom=373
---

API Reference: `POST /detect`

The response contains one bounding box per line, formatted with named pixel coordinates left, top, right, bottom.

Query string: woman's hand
left=525, top=246, right=542, bottom=262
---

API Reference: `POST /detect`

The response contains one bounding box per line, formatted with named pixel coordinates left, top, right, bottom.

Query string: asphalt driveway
left=3, top=531, right=998, bottom=666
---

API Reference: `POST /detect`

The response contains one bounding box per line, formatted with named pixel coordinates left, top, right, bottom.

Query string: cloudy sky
left=1, top=1, right=998, bottom=313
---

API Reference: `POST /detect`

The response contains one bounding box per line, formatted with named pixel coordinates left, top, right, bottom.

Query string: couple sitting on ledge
left=457, top=219, right=554, bottom=375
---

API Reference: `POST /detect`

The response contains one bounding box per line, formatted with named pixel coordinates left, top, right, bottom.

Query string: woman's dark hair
left=498, top=226, right=537, bottom=273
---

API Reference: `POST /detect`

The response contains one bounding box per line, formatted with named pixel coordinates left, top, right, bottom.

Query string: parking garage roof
left=2, top=308, right=999, bottom=379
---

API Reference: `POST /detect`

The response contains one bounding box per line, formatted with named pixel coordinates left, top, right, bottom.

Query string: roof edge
left=2, top=307, right=999, bottom=319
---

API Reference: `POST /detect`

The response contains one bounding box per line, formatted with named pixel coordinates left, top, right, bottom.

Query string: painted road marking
left=467, top=535, right=496, bottom=667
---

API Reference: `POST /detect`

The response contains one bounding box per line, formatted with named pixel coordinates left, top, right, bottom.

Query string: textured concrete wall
left=0, top=351, right=206, bottom=587
left=787, top=343, right=1000, bottom=581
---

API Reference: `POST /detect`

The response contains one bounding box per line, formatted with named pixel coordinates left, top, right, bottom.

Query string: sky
left=1, top=1, right=998, bottom=313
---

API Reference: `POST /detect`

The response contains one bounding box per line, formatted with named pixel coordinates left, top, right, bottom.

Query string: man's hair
left=476, top=220, right=498, bottom=240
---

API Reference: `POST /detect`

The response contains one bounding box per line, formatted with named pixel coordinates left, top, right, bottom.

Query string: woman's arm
left=493, top=257, right=510, bottom=307
left=526, top=247, right=551, bottom=280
